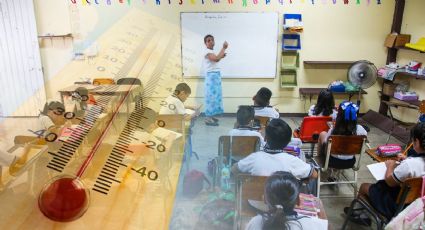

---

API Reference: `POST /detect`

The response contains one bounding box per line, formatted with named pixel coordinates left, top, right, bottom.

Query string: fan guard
left=347, top=60, right=377, bottom=89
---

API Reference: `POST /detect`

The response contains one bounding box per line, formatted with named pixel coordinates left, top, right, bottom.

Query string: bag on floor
left=377, top=144, right=402, bottom=157
left=196, top=199, right=235, bottom=230
left=183, top=170, right=211, bottom=198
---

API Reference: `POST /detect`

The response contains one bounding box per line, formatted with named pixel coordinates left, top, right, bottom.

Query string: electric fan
left=347, top=60, right=378, bottom=106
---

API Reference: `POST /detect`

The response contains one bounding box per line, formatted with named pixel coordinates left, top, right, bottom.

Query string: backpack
left=196, top=199, right=235, bottom=230
left=183, top=170, right=211, bottom=198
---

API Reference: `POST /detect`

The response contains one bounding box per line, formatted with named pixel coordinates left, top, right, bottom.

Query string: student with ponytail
left=317, top=101, right=367, bottom=169
left=246, top=171, right=327, bottom=230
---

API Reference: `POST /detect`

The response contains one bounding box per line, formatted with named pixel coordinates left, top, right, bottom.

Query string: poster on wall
left=181, top=12, right=279, bottom=78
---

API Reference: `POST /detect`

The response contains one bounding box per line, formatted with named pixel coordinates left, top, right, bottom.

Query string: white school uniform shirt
left=159, top=95, right=186, bottom=115
left=37, top=114, right=55, bottom=133
left=228, top=128, right=265, bottom=147
left=392, top=156, right=425, bottom=184
left=201, top=47, right=219, bottom=76
left=246, top=214, right=327, bottom=230
left=325, top=125, right=367, bottom=160
left=254, top=107, right=280, bottom=119
left=237, top=150, right=314, bottom=179
left=308, top=105, right=337, bottom=121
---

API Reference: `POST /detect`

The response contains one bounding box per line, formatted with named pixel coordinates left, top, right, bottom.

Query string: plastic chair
left=235, top=174, right=268, bottom=230
left=294, top=116, right=332, bottom=156
left=314, top=135, right=366, bottom=198
left=92, top=78, right=115, bottom=85
left=342, top=177, right=423, bottom=230
left=214, top=136, right=261, bottom=188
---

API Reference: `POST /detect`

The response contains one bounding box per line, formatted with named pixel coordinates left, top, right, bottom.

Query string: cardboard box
left=385, top=34, right=397, bottom=48
left=395, top=34, right=411, bottom=47
left=384, top=34, right=411, bottom=48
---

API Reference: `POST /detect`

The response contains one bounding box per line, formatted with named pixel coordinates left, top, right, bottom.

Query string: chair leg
left=310, top=142, right=315, bottom=158
left=353, top=171, right=358, bottom=198
left=317, top=170, right=321, bottom=198
left=342, top=198, right=358, bottom=230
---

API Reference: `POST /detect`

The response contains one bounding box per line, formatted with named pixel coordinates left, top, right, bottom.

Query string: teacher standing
left=201, top=34, right=228, bottom=126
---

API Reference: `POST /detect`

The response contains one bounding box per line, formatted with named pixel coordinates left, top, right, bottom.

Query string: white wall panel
left=0, top=0, right=45, bottom=117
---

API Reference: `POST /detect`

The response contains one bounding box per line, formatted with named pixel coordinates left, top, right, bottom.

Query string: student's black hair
left=332, top=102, right=358, bottom=136
left=411, top=122, right=425, bottom=150
left=174, top=83, right=191, bottom=95
left=236, top=105, right=254, bottom=126
left=204, top=34, right=214, bottom=44
left=40, top=101, right=65, bottom=116
left=253, top=87, right=272, bottom=107
left=262, top=171, right=303, bottom=230
left=265, top=119, right=292, bottom=150
left=313, top=89, right=335, bottom=116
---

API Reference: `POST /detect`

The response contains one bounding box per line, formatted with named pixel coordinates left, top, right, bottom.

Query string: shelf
left=303, top=61, right=355, bottom=65
left=378, top=91, right=420, bottom=108
left=303, top=61, right=354, bottom=69
left=38, top=33, right=73, bottom=39
left=395, top=46, right=425, bottom=53
left=38, top=33, right=73, bottom=45
left=299, top=87, right=367, bottom=102
left=395, top=71, right=425, bottom=80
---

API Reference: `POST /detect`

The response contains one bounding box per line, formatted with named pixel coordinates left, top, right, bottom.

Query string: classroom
left=0, top=0, right=424, bottom=229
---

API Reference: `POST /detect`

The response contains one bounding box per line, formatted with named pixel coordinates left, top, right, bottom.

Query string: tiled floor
left=170, top=115, right=405, bottom=230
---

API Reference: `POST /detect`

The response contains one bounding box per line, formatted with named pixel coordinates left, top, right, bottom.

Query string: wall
left=389, top=0, right=425, bottom=123
left=32, top=0, right=397, bottom=114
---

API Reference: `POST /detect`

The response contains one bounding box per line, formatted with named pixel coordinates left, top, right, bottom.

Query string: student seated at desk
left=0, top=145, right=32, bottom=183
left=229, top=106, right=265, bottom=147
left=317, top=101, right=367, bottom=170
left=246, top=171, right=327, bottom=230
left=308, top=89, right=337, bottom=120
left=346, top=122, right=425, bottom=224
left=252, top=87, right=279, bottom=119
left=71, top=87, right=96, bottom=117
left=159, top=83, right=199, bottom=119
left=38, top=100, right=71, bottom=138
left=232, top=119, right=317, bottom=180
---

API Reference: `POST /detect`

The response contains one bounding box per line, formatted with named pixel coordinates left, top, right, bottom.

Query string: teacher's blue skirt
left=204, top=71, right=224, bottom=117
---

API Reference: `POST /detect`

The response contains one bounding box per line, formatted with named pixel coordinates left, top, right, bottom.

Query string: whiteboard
left=181, top=12, right=279, bottom=78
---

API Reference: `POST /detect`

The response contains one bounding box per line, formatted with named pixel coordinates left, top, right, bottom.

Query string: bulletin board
left=181, top=12, right=279, bottom=78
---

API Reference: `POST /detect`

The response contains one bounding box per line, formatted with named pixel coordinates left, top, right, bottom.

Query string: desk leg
left=60, top=92, right=65, bottom=104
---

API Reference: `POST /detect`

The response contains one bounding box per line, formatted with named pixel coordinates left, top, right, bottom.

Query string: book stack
left=294, top=193, right=321, bottom=217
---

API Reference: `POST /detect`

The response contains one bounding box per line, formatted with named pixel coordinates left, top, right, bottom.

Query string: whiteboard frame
left=180, top=12, right=279, bottom=79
